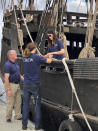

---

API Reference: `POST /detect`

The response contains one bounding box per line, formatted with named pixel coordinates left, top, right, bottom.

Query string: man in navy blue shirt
left=4, top=50, right=24, bottom=122
left=22, top=42, right=52, bottom=130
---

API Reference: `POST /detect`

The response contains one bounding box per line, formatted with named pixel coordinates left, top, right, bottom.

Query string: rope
left=62, top=58, right=92, bottom=131
left=50, top=0, right=59, bottom=31
left=78, top=0, right=98, bottom=58
left=35, top=0, right=56, bottom=53
left=58, top=0, right=64, bottom=37
left=12, top=0, right=24, bottom=54
left=87, top=0, right=98, bottom=47
left=18, top=4, right=33, bottom=42
left=70, top=90, right=74, bottom=115
left=85, top=0, right=93, bottom=45
left=36, top=0, right=54, bottom=43
left=17, top=0, right=40, bottom=54
left=58, top=0, right=69, bottom=59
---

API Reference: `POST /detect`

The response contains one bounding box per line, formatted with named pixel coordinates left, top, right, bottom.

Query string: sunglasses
left=47, top=34, right=52, bottom=37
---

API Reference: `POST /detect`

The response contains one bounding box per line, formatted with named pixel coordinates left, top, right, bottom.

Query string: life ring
left=59, top=120, right=82, bottom=131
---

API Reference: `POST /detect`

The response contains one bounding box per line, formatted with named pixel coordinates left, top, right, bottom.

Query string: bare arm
left=4, top=73, right=10, bottom=89
left=47, top=49, right=65, bottom=55
left=4, top=73, right=12, bottom=97
left=40, top=54, right=49, bottom=58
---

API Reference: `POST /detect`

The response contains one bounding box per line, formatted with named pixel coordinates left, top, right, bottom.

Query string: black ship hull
left=29, top=59, right=98, bottom=131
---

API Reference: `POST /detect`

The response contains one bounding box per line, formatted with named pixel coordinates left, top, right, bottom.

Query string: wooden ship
left=1, top=0, right=98, bottom=131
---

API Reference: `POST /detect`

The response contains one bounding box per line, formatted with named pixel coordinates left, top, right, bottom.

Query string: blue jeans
left=22, top=82, right=41, bottom=127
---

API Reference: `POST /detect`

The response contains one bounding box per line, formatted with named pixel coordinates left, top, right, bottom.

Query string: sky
left=67, top=0, right=88, bottom=13
left=0, top=0, right=91, bottom=59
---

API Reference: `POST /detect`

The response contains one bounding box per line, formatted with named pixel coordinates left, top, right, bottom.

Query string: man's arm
left=47, top=49, right=65, bottom=55
left=4, top=73, right=10, bottom=89
left=4, top=73, right=12, bottom=97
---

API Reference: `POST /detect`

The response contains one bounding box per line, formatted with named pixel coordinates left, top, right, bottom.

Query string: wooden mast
left=29, top=0, right=35, bottom=10
left=26, top=0, right=35, bottom=10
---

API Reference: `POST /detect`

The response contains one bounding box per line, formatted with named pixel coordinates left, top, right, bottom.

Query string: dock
left=0, top=100, right=44, bottom=131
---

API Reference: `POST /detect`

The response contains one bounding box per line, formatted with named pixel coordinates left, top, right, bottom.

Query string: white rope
left=62, top=58, right=92, bottom=131
left=12, top=0, right=24, bottom=55
left=17, top=0, right=40, bottom=54
left=19, top=7, right=33, bottom=42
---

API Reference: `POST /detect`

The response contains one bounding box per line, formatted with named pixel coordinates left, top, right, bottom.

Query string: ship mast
left=28, top=0, right=35, bottom=10
left=18, top=0, right=35, bottom=10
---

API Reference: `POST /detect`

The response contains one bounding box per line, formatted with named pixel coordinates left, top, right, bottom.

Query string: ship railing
left=4, top=10, right=89, bottom=29
left=40, top=59, right=75, bottom=74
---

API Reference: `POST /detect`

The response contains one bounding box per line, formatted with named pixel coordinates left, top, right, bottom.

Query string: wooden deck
left=0, top=101, right=44, bottom=131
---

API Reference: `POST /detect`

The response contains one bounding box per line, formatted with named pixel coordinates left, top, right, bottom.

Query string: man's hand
left=7, top=88, right=12, bottom=97
left=44, top=53, right=53, bottom=58
left=48, top=54, right=53, bottom=58
left=46, top=58, right=52, bottom=64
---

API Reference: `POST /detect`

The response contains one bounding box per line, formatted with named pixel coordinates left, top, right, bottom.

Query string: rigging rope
left=58, top=0, right=69, bottom=59
left=17, top=0, right=40, bottom=54
left=62, top=58, right=92, bottom=131
left=78, top=0, right=97, bottom=58
left=12, top=0, right=24, bottom=54
left=51, top=0, right=59, bottom=31
left=35, top=0, right=52, bottom=42
left=35, top=0, right=56, bottom=53
left=87, top=0, right=98, bottom=47
left=17, top=0, right=34, bottom=42
left=70, top=89, right=74, bottom=116
left=85, top=0, right=93, bottom=45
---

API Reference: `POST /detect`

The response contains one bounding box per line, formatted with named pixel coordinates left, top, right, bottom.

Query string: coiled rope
left=62, top=58, right=92, bottom=131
